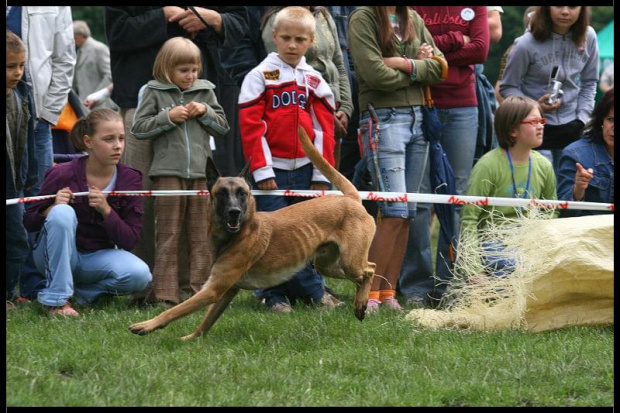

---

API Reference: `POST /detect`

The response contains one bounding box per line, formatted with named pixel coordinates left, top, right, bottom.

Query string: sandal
left=45, top=302, right=80, bottom=317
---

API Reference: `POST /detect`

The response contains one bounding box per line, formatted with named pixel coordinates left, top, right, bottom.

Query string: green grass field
left=5, top=281, right=614, bottom=407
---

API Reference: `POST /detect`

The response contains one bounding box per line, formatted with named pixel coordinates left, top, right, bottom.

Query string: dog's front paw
left=354, top=305, right=366, bottom=322
left=128, top=320, right=159, bottom=335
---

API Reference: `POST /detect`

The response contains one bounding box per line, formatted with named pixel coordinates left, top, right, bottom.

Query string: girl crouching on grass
left=23, top=109, right=152, bottom=316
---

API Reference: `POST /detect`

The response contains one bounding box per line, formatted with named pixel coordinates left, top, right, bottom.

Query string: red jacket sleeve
left=307, top=76, right=335, bottom=184
left=238, top=70, right=271, bottom=179
left=441, top=7, right=490, bottom=67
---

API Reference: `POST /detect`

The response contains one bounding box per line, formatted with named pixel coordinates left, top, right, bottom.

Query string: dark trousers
left=253, top=163, right=325, bottom=307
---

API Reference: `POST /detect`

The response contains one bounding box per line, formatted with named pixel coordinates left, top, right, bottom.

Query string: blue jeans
left=19, top=120, right=55, bottom=298
left=29, top=119, right=53, bottom=197
left=253, top=163, right=325, bottom=307
left=435, top=106, right=478, bottom=289
left=32, top=204, right=152, bottom=306
left=398, top=160, right=434, bottom=300
left=6, top=200, right=29, bottom=300
left=359, top=106, right=429, bottom=218
left=481, top=241, right=517, bottom=277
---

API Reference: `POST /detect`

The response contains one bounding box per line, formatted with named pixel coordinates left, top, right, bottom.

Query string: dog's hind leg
left=180, top=287, right=240, bottom=341
left=353, top=262, right=375, bottom=321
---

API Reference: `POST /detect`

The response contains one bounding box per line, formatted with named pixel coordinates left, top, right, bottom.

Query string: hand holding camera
left=538, top=66, right=564, bottom=112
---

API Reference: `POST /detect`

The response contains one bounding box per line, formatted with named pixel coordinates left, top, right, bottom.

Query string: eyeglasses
left=521, top=117, right=546, bottom=126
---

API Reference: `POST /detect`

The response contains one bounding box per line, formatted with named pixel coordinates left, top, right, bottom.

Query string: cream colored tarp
left=406, top=213, right=614, bottom=332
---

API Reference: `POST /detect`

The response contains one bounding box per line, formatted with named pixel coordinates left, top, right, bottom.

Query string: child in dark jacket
left=6, top=30, right=38, bottom=304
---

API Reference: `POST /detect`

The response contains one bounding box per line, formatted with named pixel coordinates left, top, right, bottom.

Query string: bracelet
left=409, top=59, right=417, bottom=81
left=403, top=56, right=413, bottom=75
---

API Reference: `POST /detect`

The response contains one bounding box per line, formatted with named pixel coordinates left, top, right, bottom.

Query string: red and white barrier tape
left=5, top=189, right=614, bottom=212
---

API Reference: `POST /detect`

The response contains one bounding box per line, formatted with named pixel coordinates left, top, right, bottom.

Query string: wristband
left=402, top=56, right=413, bottom=75
left=409, top=59, right=417, bottom=81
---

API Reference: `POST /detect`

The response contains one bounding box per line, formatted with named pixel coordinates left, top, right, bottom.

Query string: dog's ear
left=206, top=157, right=221, bottom=192
left=239, top=158, right=252, bottom=185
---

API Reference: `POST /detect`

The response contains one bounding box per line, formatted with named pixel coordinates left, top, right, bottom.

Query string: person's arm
left=487, top=8, right=503, bottom=44
left=84, top=84, right=113, bottom=109
left=494, top=46, right=512, bottom=104
left=39, top=6, right=75, bottom=126
left=23, top=167, right=63, bottom=232
left=309, top=75, right=337, bottom=186
left=238, top=69, right=273, bottom=184
left=326, top=13, right=353, bottom=119
left=170, top=7, right=248, bottom=48
left=24, top=93, right=39, bottom=190
left=575, top=28, right=600, bottom=125
left=130, top=86, right=177, bottom=140
left=100, top=168, right=144, bottom=251
left=439, top=7, right=490, bottom=67
left=348, top=10, right=444, bottom=92
left=196, top=90, right=231, bottom=138
left=219, top=6, right=267, bottom=88
left=557, top=147, right=591, bottom=202
left=499, top=38, right=528, bottom=99
left=93, top=43, right=114, bottom=93
left=105, top=7, right=175, bottom=53
left=348, top=10, right=411, bottom=92
left=428, top=30, right=467, bottom=54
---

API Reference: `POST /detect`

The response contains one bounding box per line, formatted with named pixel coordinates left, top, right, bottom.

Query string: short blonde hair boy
left=273, top=6, right=316, bottom=37
left=152, top=37, right=203, bottom=84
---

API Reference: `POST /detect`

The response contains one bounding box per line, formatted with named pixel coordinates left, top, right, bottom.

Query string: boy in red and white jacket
left=237, top=7, right=338, bottom=313
left=238, top=13, right=335, bottom=188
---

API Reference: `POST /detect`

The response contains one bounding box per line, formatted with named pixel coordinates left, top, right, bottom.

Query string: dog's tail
left=298, top=126, right=361, bottom=202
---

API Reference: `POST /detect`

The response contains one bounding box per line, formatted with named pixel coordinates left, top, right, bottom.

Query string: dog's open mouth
left=226, top=219, right=241, bottom=232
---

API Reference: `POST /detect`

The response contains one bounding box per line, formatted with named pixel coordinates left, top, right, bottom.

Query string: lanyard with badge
left=505, top=149, right=532, bottom=207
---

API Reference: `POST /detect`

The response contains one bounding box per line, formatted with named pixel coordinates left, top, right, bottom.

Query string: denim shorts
left=359, top=106, right=428, bottom=218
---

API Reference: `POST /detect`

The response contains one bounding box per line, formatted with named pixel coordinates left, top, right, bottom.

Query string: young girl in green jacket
left=132, top=37, right=229, bottom=306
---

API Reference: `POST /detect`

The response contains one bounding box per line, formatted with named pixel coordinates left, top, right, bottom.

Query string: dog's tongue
left=227, top=219, right=241, bottom=230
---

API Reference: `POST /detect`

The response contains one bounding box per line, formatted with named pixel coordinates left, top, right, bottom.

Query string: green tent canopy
left=596, top=20, right=614, bottom=63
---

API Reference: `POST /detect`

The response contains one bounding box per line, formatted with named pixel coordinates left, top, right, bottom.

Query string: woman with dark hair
left=557, top=88, right=614, bottom=217
left=500, top=6, right=599, bottom=174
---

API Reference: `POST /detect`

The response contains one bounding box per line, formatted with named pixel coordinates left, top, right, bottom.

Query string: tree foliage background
left=71, top=6, right=614, bottom=87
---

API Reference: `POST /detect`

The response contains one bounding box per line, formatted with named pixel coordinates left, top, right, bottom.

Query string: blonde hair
left=494, top=96, right=542, bottom=149
left=70, top=108, right=123, bottom=152
left=152, top=37, right=203, bottom=84
left=273, top=6, right=316, bottom=36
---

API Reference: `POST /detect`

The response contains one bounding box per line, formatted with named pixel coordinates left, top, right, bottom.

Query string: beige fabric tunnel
left=406, top=213, right=614, bottom=332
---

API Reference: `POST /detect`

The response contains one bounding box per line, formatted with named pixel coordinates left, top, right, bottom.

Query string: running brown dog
left=128, top=127, right=376, bottom=340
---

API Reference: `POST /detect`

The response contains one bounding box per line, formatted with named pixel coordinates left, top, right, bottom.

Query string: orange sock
left=379, top=289, right=396, bottom=302
left=368, top=290, right=380, bottom=301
